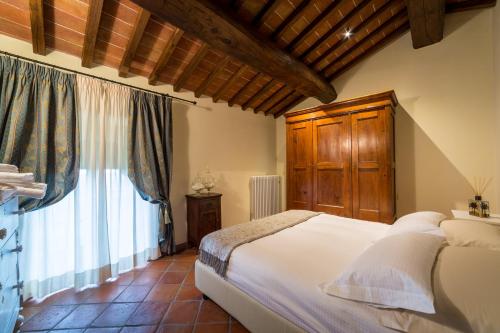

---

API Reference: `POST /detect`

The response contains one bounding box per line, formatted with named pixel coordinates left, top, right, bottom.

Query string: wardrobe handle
left=0, top=228, right=6, bottom=240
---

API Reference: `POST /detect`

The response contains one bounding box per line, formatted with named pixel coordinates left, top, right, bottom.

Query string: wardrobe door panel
left=358, top=169, right=379, bottom=211
left=352, top=110, right=391, bottom=223
left=287, top=121, right=312, bottom=210
left=357, top=117, right=378, bottom=162
left=312, top=116, right=351, bottom=216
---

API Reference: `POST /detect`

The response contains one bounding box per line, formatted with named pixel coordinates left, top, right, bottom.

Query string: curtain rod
left=0, top=50, right=197, bottom=105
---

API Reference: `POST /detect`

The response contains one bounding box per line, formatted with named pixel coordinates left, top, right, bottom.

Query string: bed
left=195, top=212, right=500, bottom=333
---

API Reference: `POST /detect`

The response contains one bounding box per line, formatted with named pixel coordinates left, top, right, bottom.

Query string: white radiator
left=250, top=175, right=281, bottom=220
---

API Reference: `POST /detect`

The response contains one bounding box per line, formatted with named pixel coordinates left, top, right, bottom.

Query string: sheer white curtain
left=21, top=76, right=160, bottom=299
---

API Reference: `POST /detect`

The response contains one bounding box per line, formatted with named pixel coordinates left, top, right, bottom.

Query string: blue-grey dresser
left=0, top=197, right=23, bottom=333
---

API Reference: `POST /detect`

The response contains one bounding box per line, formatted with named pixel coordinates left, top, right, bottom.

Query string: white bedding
left=226, top=214, right=394, bottom=333
left=225, top=214, right=463, bottom=333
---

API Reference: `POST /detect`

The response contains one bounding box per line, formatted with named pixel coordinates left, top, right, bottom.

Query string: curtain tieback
left=159, top=202, right=172, bottom=224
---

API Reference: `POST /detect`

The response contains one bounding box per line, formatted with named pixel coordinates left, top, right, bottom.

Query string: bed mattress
left=225, top=214, right=395, bottom=333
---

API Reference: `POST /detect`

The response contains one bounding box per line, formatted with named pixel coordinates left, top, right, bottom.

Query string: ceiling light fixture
left=343, top=28, right=353, bottom=39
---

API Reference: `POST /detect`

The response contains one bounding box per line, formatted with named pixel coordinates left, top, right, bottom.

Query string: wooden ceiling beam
left=286, top=1, right=343, bottom=53
left=228, top=72, right=264, bottom=106
left=299, top=0, right=373, bottom=61
left=236, top=1, right=283, bottom=110
left=231, top=0, right=245, bottom=11
left=173, top=44, right=209, bottom=92
left=324, top=13, right=408, bottom=77
left=118, top=8, right=151, bottom=77
left=273, top=95, right=306, bottom=118
left=311, top=0, right=396, bottom=69
left=254, top=85, right=286, bottom=112
left=445, top=0, right=496, bottom=13
left=29, top=0, right=45, bottom=55
left=254, top=84, right=285, bottom=112
left=212, top=64, right=248, bottom=102
left=130, top=0, right=337, bottom=103
left=149, top=28, right=184, bottom=84
left=81, top=0, right=104, bottom=68
left=263, top=90, right=296, bottom=115
left=195, top=55, right=231, bottom=97
left=241, top=0, right=312, bottom=112
left=256, top=86, right=292, bottom=114
left=252, top=0, right=281, bottom=26
left=327, top=21, right=410, bottom=81
left=242, top=79, right=277, bottom=111
left=271, top=0, right=312, bottom=40
left=405, top=0, right=446, bottom=49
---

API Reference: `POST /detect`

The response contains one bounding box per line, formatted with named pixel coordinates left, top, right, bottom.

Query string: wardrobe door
left=312, top=116, right=352, bottom=216
left=351, top=109, right=392, bottom=223
left=286, top=121, right=312, bottom=210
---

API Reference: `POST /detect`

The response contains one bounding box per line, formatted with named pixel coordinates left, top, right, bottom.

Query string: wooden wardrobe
left=285, top=91, right=397, bottom=224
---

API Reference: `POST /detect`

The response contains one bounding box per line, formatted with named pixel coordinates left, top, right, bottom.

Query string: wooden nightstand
left=451, top=210, right=500, bottom=226
left=186, top=193, right=222, bottom=248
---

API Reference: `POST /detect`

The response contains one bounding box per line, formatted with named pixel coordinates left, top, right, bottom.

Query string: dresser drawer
left=0, top=233, right=18, bottom=286
left=0, top=198, right=19, bottom=249
left=0, top=271, right=20, bottom=333
left=0, top=232, right=20, bottom=333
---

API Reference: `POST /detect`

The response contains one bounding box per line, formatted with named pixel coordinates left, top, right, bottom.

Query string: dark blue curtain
left=128, top=91, right=175, bottom=255
left=0, top=56, right=79, bottom=211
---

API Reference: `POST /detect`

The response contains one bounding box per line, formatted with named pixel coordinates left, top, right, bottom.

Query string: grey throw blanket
left=199, top=210, right=321, bottom=277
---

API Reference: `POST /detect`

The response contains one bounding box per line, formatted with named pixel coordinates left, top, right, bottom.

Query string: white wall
left=277, top=9, right=499, bottom=216
left=0, top=35, right=277, bottom=245
left=494, top=5, right=500, bottom=212
left=275, top=116, right=287, bottom=211
left=171, top=104, right=276, bottom=243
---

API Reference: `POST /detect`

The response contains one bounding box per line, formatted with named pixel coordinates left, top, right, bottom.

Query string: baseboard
left=175, top=242, right=188, bottom=253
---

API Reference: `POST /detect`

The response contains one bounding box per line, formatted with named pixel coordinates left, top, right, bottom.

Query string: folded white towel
left=0, top=183, right=17, bottom=203
left=15, top=185, right=46, bottom=199
left=0, top=172, right=35, bottom=183
left=0, top=179, right=47, bottom=201
left=0, top=164, right=19, bottom=173
left=0, top=167, right=48, bottom=200
left=3, top=180, right=45, bottom=190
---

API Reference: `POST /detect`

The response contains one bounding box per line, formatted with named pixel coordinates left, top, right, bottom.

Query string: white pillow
left=395, top=211, right=447, bottom=226
left=431, top=246, right=500, bottom=333
left=320, top=232, right=444, bottom=314
left=386, top=211, right=447, bottom=237
left=440, top=219, right=500, bottom=251
left=377, top=246, right=500, bottom=333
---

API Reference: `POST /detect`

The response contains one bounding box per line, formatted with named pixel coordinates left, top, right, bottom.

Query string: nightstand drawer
left=199, top=199, right=218, bottom=212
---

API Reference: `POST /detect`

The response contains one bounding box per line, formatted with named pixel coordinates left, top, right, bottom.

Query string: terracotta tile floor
left=20, top=249, right=250, bottom=333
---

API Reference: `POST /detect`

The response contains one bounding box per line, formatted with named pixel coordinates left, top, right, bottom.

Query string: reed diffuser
left=469, top=177, right=492, bottom=217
